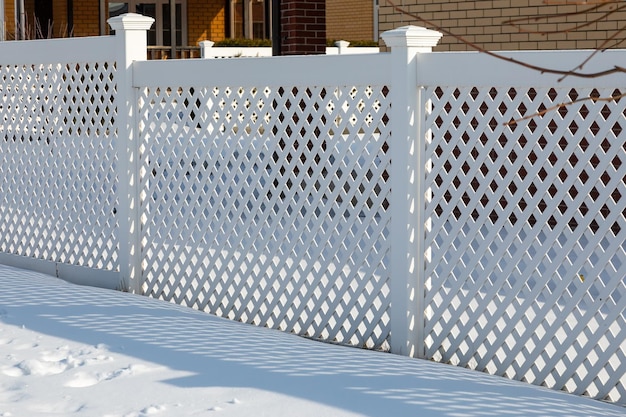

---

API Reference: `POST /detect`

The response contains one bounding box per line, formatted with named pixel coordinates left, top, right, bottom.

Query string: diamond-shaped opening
left=547, top=215, right=557, bottom=229
left=538, top=167, right=548, bottom=181
left=488, top=117, right=498, bottom=131
left=547, top=120, right=558, bottom=134
left=498, top=102, right=508, bottom=116
left=548, top=153, right=558, bottom=166
left=579, top=169, right=589, bottom=184
left=518, top=168, right=529, bottom=183
left=568, top=217, right=578, bottom=231
left=611, top=189, right=621, bottom=203
left=538, top=199, right=547, bottom=213
left=600, top=204, right=611, bottom=219
left=548, top=184, right=558, bottom=197
left=600, top=104, right=612, bottom=121
left=611, top=221, right=621, bottom=236
left=612, top=122, right=622, bottom=136
left=547, top=88, right=558, bottom=101
left=480, top=163, right=489, bottom=176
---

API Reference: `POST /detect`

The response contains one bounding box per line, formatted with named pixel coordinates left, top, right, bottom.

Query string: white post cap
left=381, top=25, right=443, bottom=52
left=108, top=13, right=155, bottom=32
left=199, top=40, right=215, bottom=48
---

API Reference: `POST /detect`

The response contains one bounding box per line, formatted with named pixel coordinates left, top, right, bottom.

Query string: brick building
left=378, top=0, right=626, bottom=51
left=1, top=1, right=376, bottom=49
left=327, top=0, right=375, bottom=42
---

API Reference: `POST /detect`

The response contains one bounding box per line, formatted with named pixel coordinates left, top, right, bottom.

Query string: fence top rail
left=0, top=36, right=118, bottom=65
left=417, top=49, right=626, bottom=88
left=133, top=53, right=391, bottom=88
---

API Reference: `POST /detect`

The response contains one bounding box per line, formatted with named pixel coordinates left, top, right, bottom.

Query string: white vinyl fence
left=0, top=14, right=624, bottom=405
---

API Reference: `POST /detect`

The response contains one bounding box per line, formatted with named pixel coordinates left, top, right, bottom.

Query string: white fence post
left=335, top=40, right=350, bottom=54
left=381, top=26, right=442, bottom=357
left=108, top=13, right=155, bottom=293
left=199, top=40, right=215, bottom=58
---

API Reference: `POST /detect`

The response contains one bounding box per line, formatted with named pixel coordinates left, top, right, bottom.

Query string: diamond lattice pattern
left=424, top=85, right=626, bottom=402
left=138, top=84, right=392, bottom=348
left=0, top=62, right=118, bottom=270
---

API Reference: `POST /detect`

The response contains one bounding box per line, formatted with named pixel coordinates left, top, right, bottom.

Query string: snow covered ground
left=0, top=264, right=624, bottom=417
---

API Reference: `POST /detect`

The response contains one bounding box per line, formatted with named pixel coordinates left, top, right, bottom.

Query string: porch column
left=0, top=0, right=4, bottom=41
left=169, top=0, right=175, bottom=58
left=280, top=0, right=325, bottom=55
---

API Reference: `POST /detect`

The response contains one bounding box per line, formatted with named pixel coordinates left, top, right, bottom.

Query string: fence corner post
left=381, top=25, right=442, bottom=358
left=108, top=13, right=154, bottom=294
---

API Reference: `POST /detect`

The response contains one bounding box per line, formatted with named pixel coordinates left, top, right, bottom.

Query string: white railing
left=0, top=14, right=624, bottom=406
left=198, top=40, right=379, bottom=58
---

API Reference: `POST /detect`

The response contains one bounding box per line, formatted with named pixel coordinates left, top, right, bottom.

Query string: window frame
left=107, top=0, right=188, bottom=46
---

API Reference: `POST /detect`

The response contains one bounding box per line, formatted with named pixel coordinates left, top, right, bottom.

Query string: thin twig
left=504, top=1, right=622, bottom=34
left=505, top=93, right=625, bottom=125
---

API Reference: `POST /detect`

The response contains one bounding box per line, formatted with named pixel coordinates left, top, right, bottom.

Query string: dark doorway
left=34, top=0, right=54, bottom=38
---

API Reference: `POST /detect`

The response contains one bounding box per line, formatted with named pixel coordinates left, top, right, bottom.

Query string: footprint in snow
left=65, top=364, right=155, bottom=388
left=3, top=358, right=70, bottom=377
left=122, top=404, right=167, bottom=417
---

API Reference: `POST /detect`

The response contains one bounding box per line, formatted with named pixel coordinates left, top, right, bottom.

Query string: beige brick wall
left=188, top=0, right=226, bottom=44
left=327, top=0, right=374, bottom=41
left=53, top=0, right=69, bottom=36
left=379, top=0, right=626, bottom=51
left=4, top=1, right=15, bottom=39
left=73, top=1, right=99, bottom=37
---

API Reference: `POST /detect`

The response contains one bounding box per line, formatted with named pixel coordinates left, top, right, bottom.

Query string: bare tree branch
left=383, top=0, right=626, bottom=79
left=504, top=1, right=624, bottom=35
left=505, top=92, right=625, bottom=125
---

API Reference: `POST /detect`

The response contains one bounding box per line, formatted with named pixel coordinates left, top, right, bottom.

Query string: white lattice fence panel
left=138, top=83, right=392, bottom=348
left=0, top=62, right=118, bottom=270
left=424, top=85, right=626, bottom=403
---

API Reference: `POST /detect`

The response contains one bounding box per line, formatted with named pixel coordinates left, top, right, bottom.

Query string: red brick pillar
left=280, top=0, right=326, bottom=55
